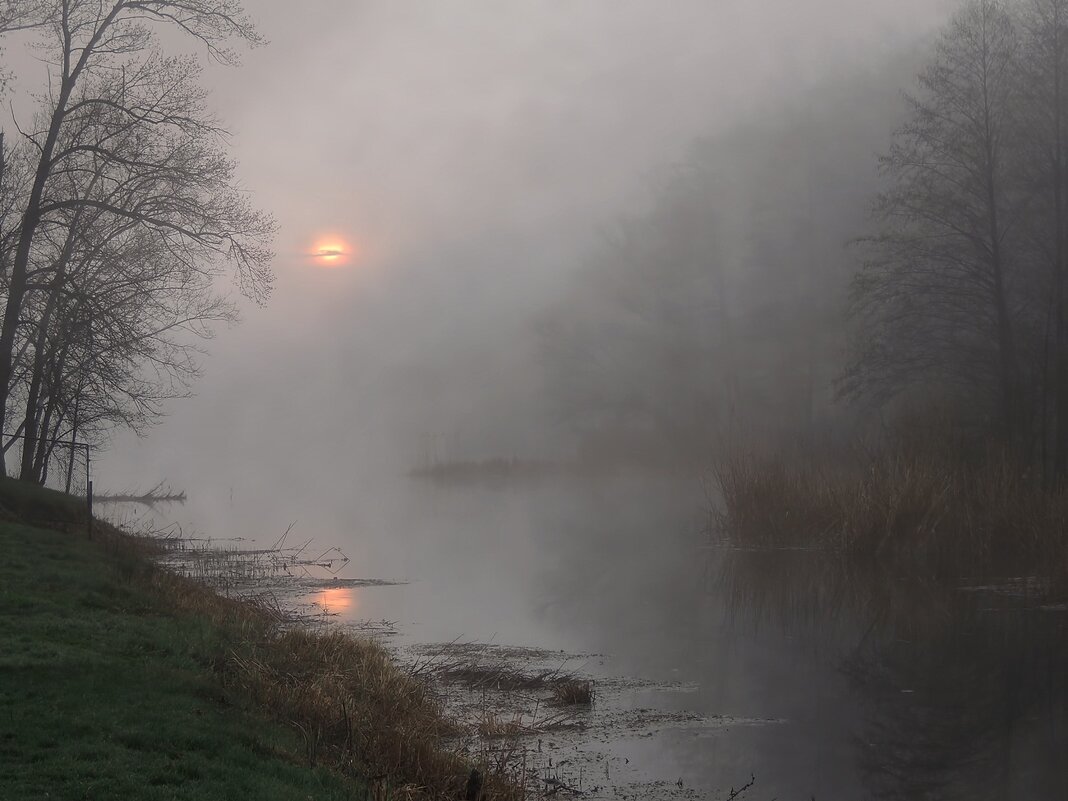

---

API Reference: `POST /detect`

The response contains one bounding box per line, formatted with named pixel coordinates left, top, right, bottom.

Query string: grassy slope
left=0, top=493, right=366, bottom=800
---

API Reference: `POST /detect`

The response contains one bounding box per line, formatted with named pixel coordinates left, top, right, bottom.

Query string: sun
left=308, top=235, right=353, bottom=268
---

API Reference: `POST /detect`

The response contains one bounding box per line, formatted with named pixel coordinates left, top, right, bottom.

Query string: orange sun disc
left=309, top=236, right=353, bottom=268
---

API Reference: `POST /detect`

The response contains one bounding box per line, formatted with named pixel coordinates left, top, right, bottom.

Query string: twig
left=727, top=774, right=756, bottom=800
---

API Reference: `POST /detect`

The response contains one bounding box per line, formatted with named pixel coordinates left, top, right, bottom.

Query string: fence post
left=85, top=444, right=93, bottom=539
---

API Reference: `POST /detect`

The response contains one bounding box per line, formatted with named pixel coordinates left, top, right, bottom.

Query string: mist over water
left=105, top=463, right=1068, bottom=799
left=89, top=0, right=950, bottom=489
left=52, top=0, right=1063, bottom=798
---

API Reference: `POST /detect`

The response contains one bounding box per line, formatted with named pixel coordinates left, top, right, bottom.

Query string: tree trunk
left=0, top=90, right=72, bottom=474
left=0, top=3, right=119, bottom=474
left=65, top=393, right=80, bottom=495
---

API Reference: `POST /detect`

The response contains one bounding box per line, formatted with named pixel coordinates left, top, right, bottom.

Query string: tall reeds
left=713, top=439, right=1068, bottom=592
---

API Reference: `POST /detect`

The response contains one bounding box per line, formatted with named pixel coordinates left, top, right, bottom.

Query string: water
left=107, top=467, right=1068, bottom=800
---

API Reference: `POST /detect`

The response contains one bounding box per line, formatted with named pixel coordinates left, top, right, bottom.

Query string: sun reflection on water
left=315, top=586, right=358, bottom=616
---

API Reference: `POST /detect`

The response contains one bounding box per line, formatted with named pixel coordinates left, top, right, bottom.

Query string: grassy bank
left=0, top=481, right=518, bottom=800
left=712, top=440, right=1068, bottom=592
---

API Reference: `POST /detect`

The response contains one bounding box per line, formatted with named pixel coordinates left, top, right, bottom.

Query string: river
left=106, top=466, right=1068, bottom=800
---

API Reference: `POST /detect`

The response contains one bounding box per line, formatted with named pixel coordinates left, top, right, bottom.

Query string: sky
left=4, top=0, right=953, bottom=497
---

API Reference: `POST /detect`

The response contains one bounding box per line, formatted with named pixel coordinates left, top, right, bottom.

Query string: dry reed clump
left=549, top=679, right=593, bottom=707
left=475, top=708, right=583, bottom=740
left=476, top=712, right=527, bottom=740
left=430, top=662, right=571, bottom=693
left=712, top=453, right=842, bottom=549
left=222, top=629, right=497, bottom=800
left=89, top=521, right=524, bottom=801
left=426, top=660, right=594, bottom=708
left=713, top=443, right=1068, bottom=589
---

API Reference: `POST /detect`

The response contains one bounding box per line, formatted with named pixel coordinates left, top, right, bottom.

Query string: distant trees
left=0, top=0, right=273, bottom=482
left=537, top=59, right=913, bottom=461
left=535, top=0, right=1068, bottom=477
left=1018, top=0, right=1068, bottom=472
left=845, top=0, right=1026, bottom=435
left=528, top=10, right=919, bottom=470
left=539, top=183, right=728, bottom=460
left=845, top=0, right=1068, bottom=474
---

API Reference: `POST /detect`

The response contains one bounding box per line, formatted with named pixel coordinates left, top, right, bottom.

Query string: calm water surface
left=115, top=468, right=1068, bottom=800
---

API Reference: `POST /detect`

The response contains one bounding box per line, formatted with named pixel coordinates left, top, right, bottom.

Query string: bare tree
left=0, top=1, right=52, bottom=34
left=0, top=0, right=272, bottom=476
left=1014, top=0, right=1068, bottom=476
left=844, top=0, right=1029, bottom=442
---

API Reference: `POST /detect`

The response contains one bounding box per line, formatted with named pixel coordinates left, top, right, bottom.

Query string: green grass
left=0, top=508, right=367, bottom=800
left=0, top=474, right=88, bottom=526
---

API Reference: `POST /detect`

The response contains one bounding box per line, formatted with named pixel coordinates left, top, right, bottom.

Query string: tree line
left=0, top=1, right=271, bottom=484
left=846, top=0, right=1068, bottom=480
left=540, top=0, right=1068, bottom=480
left=538, top=48, right=913, bottom=462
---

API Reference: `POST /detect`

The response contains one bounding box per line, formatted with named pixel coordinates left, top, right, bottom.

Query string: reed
left=712, top=439, right=1068, bottom=592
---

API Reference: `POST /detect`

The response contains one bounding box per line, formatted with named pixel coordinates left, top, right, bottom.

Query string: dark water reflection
left=713, top=549, right=1068, bottom=800
left=466, top=472, right=1068, bottom=799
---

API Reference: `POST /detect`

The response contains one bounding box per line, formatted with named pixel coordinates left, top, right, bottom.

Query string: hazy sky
left=4, top=0, right=952, bottom=494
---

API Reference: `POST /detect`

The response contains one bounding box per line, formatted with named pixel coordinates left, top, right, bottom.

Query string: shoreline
left=0, top=478, right=520, bottom=800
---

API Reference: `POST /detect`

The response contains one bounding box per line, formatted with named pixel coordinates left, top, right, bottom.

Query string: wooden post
left=85, top=445, right=92, bottom=539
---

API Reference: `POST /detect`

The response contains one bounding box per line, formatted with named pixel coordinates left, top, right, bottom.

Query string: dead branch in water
left=96, top=481, right=187, bottom=507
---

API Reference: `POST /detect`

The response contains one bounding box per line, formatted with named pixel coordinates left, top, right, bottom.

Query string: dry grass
left=85, top=519, right=525, bottom=800
left=712, top=440, right=1068, bottom=592
left=423, top=659, right=593, bottom=708
left=428, top=662, right=574, bottom=694
left=549, top=679, right=593, bottom=707
left=475, top=709, right=583, bottom=739
left=223, top=629, right=485, bottom=800
left=476, top=712, right=529, bottom=740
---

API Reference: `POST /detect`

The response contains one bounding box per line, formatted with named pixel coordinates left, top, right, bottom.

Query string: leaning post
left=85, top=444, right=92, bottom=539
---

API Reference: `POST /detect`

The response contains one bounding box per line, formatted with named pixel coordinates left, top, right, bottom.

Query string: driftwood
left=96, top=481, right=187, bottom=506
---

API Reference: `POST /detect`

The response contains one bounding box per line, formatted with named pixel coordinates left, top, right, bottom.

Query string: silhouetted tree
left=0, top=0, right=273, bottom=478
left=845, top=0, right=1028, bottom=443
left=538, top=59, right=908, bottom=457
left=0, top=1, right=51, bottom=34
left=1014, top=0, right=1068, bottom=475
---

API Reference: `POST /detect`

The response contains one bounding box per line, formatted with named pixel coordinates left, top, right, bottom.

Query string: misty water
left=106, top=468, right=1068, bottom=801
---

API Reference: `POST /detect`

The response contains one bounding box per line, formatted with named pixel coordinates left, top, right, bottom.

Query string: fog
left=9, top=1, right=1068, bottom=799
left=59, top=0, right=951, bottom=493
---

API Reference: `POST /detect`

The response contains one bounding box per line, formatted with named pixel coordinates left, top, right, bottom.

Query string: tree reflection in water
left=715, top=549, right=1068, bottom=800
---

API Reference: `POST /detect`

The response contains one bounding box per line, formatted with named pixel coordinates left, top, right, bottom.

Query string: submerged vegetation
left=419, top=657, right=595, bottom=710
